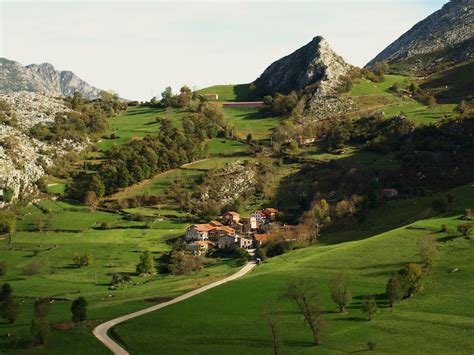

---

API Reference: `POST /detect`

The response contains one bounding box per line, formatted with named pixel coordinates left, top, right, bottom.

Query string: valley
left=0, top=0, right=473, bottom=354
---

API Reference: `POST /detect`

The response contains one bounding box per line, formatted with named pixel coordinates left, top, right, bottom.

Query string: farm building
left=185, top=224, right=214, bottom=241
left=222, top=101, right=264, bottom=109
left=202, top=93, right=219, bottom=100
left=382, top=188, right=399, bottom=199
left=223, top=211, right=240, bottom=225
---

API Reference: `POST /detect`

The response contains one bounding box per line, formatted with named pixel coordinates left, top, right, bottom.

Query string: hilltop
left=252, top=36, right=352, bottom=98
left=0, top=58, right=103, bottom=100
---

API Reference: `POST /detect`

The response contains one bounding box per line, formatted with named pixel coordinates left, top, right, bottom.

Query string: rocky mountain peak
left=252, top=36, right=352, bottom=98
left=366, top=0, right=473, bottom=74
left=1, top=58, right=103, bottom=99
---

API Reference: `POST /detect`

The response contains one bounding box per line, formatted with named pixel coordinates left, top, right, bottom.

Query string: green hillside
left=114, top=207, right=474, bottom=354
left=196, top=84, right=250, bottom=102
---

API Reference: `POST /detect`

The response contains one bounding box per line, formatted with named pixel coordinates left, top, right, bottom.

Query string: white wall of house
left=185, top=228, right=208, bottom=241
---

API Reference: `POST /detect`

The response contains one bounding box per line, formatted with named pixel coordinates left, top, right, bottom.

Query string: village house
left=217, top=234, right=252, bottom=249
left=253, top=233, right=270, bottom=247
left=240, top=216, right=257, bottom=233
left=222, top=211, right=240, bottom=225
left=382, top=188, right=399, bottom=199
left=262, top=208, right=278, bottom=221
left=208, top=225, right=236, bottom=241
left=185, top=224, right=214, bottom=241
left=251, top=210, right=267, bottom=225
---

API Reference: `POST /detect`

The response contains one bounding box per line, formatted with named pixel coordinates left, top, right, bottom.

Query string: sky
left=1, top=0, right=446, bottom=101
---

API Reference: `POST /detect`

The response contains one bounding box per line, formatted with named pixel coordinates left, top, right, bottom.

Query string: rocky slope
left=0, top=92, right=87, bottom=206
left=252, top=36, right=353, bottom=98
left=0, top=58, right=103, bottom=100
left=366, top=0, right=473, bottom=74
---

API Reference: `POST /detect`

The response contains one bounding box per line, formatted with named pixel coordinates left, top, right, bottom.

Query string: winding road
left=93, top=260, right=257, bottom=355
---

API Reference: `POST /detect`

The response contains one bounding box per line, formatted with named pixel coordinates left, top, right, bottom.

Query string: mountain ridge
left=366, top=0, right=473, bottom=74
left=0, top=58, right=103, bottom=99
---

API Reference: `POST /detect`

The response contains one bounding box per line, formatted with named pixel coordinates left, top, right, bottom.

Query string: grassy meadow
left=114, top=205, right=474, bottom=354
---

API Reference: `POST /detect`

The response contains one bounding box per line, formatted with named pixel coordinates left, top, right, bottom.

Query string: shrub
left=0, top=210, right=16, bottom=234
left=440, top=224, right=448, bottom=233
left=100, top=221, right=113, bottom=230
left=73, top=253, right=93, bottom=268
left=24, top=259, right=47, bottom=276
left=457, top=223, right=473, bottom=236
left=367, top=341, right=376, bottom=351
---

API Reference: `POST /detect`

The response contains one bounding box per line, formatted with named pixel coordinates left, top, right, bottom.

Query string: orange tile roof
left=263, top=207, right=278, bottom=214
left=209, top=220, right=223, bottom=227
left=191, top=223, right=215, bottom=232
left=254, top=234, right=270, bottom=242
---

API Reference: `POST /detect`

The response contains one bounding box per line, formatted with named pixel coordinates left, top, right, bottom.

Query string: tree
left=457, top=223, right=473, bottom=236
left=83, top=190, right=98, bottom=207
left=0, top=209, right=16, bottom=234
left=1, top=187, right=14, bottom=203
left=286, top=278, right=324, bottom=345
left=327, top=121, right=351, bottom=151
left=262, top=306, right=282, bottom=355
left=373, top=61, right=389, bottom=76
left=0, top=261, right=7, bottom=276
left=361, top=295, right=377, bottom=321
left=419, top=235, right=438, bottom=270
left=161, top=87, right=173, bottom=107
left=463, top=208, right=472, bottom=221
left=89, top=174, right=105, bottom=198
left=0, top=284, right=19, bottom=324
left=386, top=273, right=404, bottom=307
left=31, top=299, right=50, bottom=345
left=71, top=296, right=88, bottom=322
left=399, top=263, right=423, bottom=298
left=330, top=273, right=352, bottom=313
left=136, top=250, right=156, bottom=275
left=426, top=96, right=436, bottom=109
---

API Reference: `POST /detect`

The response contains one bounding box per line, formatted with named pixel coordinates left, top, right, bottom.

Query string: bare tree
left=262, top=304, right=282, bottom=355
left=330, top=272, right=352, bottom=313
left=286, top=278, right=325, bottom=345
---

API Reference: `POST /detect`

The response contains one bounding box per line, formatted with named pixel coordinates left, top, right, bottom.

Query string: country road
left=93, top=260, right=257, bottom=355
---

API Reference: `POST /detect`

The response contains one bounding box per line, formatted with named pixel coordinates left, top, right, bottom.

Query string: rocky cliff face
left=366, top=0, right=473, bottom=74
left=0, top=58, right=103, bottom=100
left=253, top=36, right=352, bottom=98
left=0, top=92, right=87, bottom=206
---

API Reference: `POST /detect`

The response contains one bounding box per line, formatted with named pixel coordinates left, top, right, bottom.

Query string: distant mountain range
left=0, top=58, right=103, bottom=100
left=367, top=0, right=473, bottom=75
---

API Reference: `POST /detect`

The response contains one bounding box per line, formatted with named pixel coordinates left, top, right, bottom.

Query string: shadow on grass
left=438, top=234, right=462, bottom=243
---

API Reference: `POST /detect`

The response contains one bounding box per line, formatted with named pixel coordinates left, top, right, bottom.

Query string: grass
left=206, top=138, right=249, bottom=156
left=113, top=209, right=474, bottom=354
left=97, top=106, right=185, bottom=151
left=0, top=199, right=241, bottom=354
left=224, top=107, right=281, bottom=141
left=196, top=84, right=250, bottom=102
left=348, top=74, right=459, bottom=125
